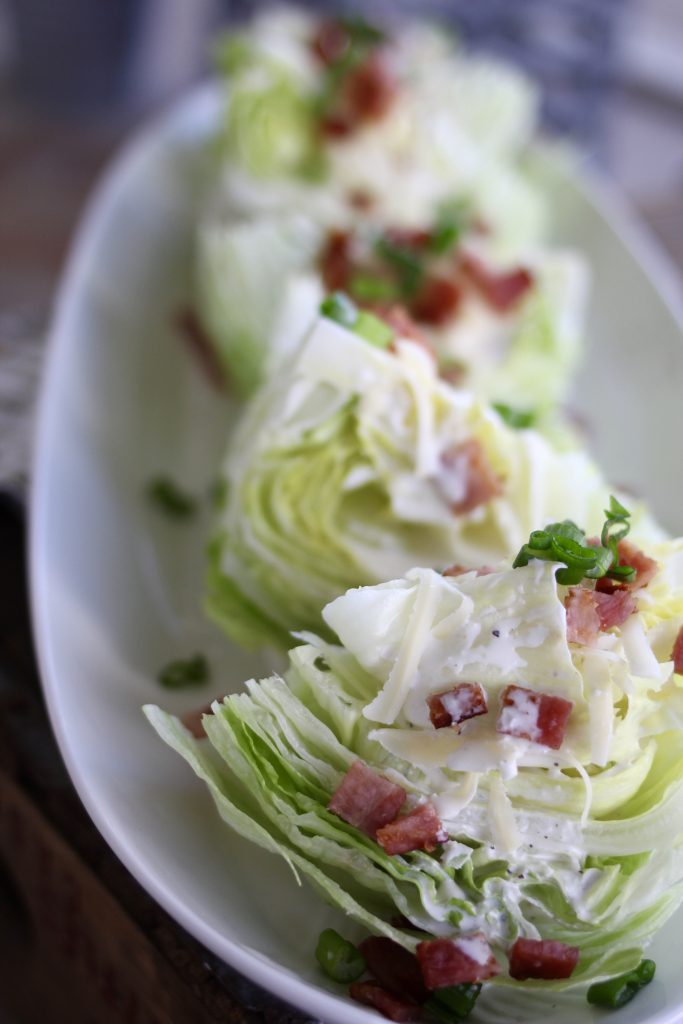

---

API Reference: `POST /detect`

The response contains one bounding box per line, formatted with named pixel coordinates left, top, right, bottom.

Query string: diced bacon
left=616, top=539, right=659, bottom=590
left=358, top=937, right=428, bottom=1004
left=328, top=761, right=406, bottom=837
left=349, top=981, right=417, bottom=1022
left=376, top=802, right=448, bottom=855
left=496, top=685, right=573, bottom=750
left=460, top=254, right=534, bottom=313
left=320, top=114, right=353, bottom=138
left=593, top=589, right=636, bottom=630
left=565, top=587, right=600, bottom=645
left=411, top=277, right=462, bottom=326
left=311, top=18, right=349, bottom=65
left=347, top=188, right=375, bottom=211
left=417, top=935, right=500, bottom=989
left=439, top=439, right=504, bottom=514
left=427, top=683, right=488, bottom=730
left=566, top=585, right=636, bottom=638
left=672, top=625, right=683, bottom=675
left=508, top=938, right=579, bottom=981
left=175, top=308, right=227, bottom=392
left=180, top=703, right=214, bottom=739
left=342, top=55, right=397, bottom=124
left=442, top=563, right=468, bottom=577
left=319, top=230, right=352, bottom=291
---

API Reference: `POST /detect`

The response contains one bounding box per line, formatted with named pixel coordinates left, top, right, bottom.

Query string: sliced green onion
left=147, top=477, right=198, bottom=520
left=492, top=403, right=536, bottom=430
left=354, top=311, right=394, bottom=349
left=375, top=237, right=424, bottom=297
left=513, top=497, right=638, bottom=586
left=158, top=654, right=209, bottom=690
left=320, top=291, right=359, bottom=328
left=315, top=929, right=366, bottom=983
left=424, top=982, right=482, bottom=1021
left=587, top=958, right=655, bottom=1009
left=348, top=272, right=400, bottom=303
left=320, top=293, right=393, bottom=348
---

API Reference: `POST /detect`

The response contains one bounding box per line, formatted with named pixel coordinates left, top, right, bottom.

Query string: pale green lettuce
left=146, top=550, right=683, bottom=990
left=206, top=314, right=658, bottom=651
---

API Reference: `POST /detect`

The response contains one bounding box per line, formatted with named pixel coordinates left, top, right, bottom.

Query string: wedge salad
left=206, top=302, right=657, bottom=652
left=144, top=6, right=683, bottom=1021
left=147, top=505, right=683, bottom=1017
left=196, top=6, right=588, bottom=407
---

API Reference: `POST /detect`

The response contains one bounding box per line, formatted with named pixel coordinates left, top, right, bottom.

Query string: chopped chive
left=375, top=236, right=424, bottom=297
left=315, top=929, right=366, bottom=983
left=348, top=272, right=400, bottom=303
left=158, top=654, right=210, bottom=690
left=147, top=477, right=198, bottom=520
left=492, top=403, right=536, bottom=430
left=354, top=311, right=394, bottom=349
left=587, top=959, right=655, bottom=1009
left=320, top=291, right=359, bottom=329
left=424, top=982, right=482, bottom=1021
left=513, top=497, right=638, bottom=585
left=429, top=221, right=460, bottom=255
left=321, top=292, right=393, bottom=348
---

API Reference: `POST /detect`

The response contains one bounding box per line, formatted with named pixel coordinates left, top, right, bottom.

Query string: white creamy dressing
left=455, top=934, right=494, bottom=965
left=496, top=687, right=541, bottom=743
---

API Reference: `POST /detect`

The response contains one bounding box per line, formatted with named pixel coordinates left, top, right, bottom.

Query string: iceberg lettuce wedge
left=147, top=543, right=683, bottom=992
left=207, top=314, right=658, bottom=651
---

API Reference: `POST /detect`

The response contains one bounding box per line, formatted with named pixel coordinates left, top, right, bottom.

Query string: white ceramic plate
left=31, top=85, right=683, bottom=1024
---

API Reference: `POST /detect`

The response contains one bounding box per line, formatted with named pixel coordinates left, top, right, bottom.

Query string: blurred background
left=1, top=0, right=682, bottom=492
left=1, top=3, right=683, bottom=1021
left=1, top=0, right=683, bottom=490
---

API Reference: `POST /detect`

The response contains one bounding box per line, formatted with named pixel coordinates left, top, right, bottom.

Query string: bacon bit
left=328, top=761, right=406, bottom=837
left=342, top=55, right=397, bottom=124
left=565, top=587, right=600, bottom=645
left=411, top=277, right=462, bottom=326
left=347, top=188, right=375, bottom=211
left=376, top=802, right=448, bottom=855
left=427, top=683, right=488, bottom=730
left=319, top=230, right=352, bottom=290
left=180, top=703, right=214, bottom=739
left=349, top=981, right=417, bottom=1022
left=497, top=685, right=573, bottom=750
left=508, top=938, right=579, bottom=981
left=617, top=539, right=659, bottom=590
left=672, top=625, right=683, bottom=674
left=417, top=935, right=500, bottom=989
left=593, top=589, right=636, bottom=630
left=460, top=254, right=534, bottom=313
left=442, top=564, right=469, bottom=577
left=358, top=937, right=428, bottom=1004
left=320, top=113, right=353, bottom=139
left=175, top=308, right=227, bottom=392
left=311, top=18, right=349, bottom=65
left=595, top=540, right=658, bottom=593
left=439, top=439, right=504, bottom=515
